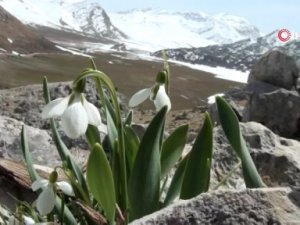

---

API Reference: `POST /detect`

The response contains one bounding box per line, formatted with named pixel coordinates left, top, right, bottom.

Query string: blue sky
left=99, top=0, right=299, bottom=34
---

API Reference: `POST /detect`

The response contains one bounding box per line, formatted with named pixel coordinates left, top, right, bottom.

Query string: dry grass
left=0, top=51, right=243, bottom=109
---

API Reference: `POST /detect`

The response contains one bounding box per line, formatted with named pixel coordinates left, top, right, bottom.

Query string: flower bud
left=49, top=171, right=58, bottom=184
left=156, top=70, right=168, bottom=84
left=73, top=78, right=86, bottom=93
left=150, top=84, right=160, bottom=100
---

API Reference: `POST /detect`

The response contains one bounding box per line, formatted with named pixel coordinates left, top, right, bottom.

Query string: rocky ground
left=1, top=50, right=300, bottom=224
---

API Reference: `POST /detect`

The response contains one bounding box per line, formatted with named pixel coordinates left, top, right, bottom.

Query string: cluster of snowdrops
left=5, top=59, right=265, bottom=225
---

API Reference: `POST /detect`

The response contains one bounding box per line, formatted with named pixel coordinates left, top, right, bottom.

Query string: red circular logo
left=277, top=29, right=291, bottom=42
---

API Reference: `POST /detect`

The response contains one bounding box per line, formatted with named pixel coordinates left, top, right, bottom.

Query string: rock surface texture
left=131, top=188, right=300, bottom=225
left=247, top=50, right=299, bottom=90
left=210, top=51, right=300, bottom=138
left=211, top=122, right=300, bottom=189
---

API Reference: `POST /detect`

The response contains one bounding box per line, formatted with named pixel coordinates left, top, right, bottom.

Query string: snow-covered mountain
left=110, top=8, right=261, bottom=51
left=153, top=31, right=300, bottom=71
left=0, top=0, right=126, bottom=39
left=0, top=5, right=59, bottom=54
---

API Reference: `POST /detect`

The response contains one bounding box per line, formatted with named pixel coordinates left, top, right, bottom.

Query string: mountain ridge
left=152, top=31, right=300, bottom=71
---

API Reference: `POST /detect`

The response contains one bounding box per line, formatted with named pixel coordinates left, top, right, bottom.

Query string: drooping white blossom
left=42, top=93, right=101, bottom=138
left=31, top=178, right=75, bottom=215
left=129, top=84, right=171, bottom=112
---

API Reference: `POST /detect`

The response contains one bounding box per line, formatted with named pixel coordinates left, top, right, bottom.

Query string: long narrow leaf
left=124, top=125, right=140, bottom=180
left=85, top=124, right=101, bottom=149
left=21, top=126, right=77, bottom=224
left=128, top=106, right=167, bottom=220
left=180, top=112, right=213, bottom=199
left=21, top=126, right=39, bottom=181
left=161, top=124, right=188, bottom=179
left=87, top=143, right=116, bottom=224
left=216, top=96, right=265, bottom=188
left=163, top=155, right=188, bottom=207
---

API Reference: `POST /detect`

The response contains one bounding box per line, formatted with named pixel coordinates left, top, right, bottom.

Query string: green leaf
left=128, top=106, right=167, bottom=220
left=124, top=125, right=140, bottom=179
left=21, top=126, right=39, bottom=181
left=87, top=143, right=116, bottom=224
left=85, top=124, right=101, bottom=149
left=106, top=106, right=118, bottom=151
left=163, top=155, right=188, bottom=207
left=161, top=124, right=188, bottom=179
left=180, top=112, right=213, bottom=199
left=124, top=110, right=133, bottom=126
left=216, top=96, right=265, bottom=188
left=21, top=125, right=77, bottom=224
left=43, top=77, right=90, bottom=199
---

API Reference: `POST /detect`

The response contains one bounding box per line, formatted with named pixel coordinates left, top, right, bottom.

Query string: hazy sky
left=99, top=0, right=299, bottom=34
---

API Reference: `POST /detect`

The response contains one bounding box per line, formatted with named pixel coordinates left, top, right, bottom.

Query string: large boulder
left=211, top=122, right=300, bottom=189
left=0, top=115, right=61, bottom=166
left=247, top=50, right=299, bottom=90
left=243, top=88, right=300, bottom=138
left=131, top=188, right=300, bottom=225
left=247, top=50, right=299, bottom=89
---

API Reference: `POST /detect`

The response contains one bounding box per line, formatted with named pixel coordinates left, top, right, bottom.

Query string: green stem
left=212, top=160, right=241, bottom=190
left=73, top=70, right=128, bottom=214
left=159, top=176, right=168, bottom=200
left=60, top=194, right=65, bottom=224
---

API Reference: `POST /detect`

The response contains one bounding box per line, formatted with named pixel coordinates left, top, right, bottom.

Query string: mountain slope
left=110, top=8, right=261, bottom=51
left=153, top=31, right=300, bottom=71
left=0, top=0, right=126, bottom=39
left=0, top=5, right=58, bottom=54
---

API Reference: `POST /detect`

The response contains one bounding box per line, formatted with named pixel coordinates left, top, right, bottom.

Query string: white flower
left=8, top=216, right=35, bottom=225
left=31, top=179, right=75, bottom=215
left=41, top=93, right=101, bottom=138
left=129, top=84, right=171, bottom=112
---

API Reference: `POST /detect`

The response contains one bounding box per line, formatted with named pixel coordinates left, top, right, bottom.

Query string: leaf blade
left=87, top=143, right=116, bottom=224
left=180, top=112, right=213, bottom=199
left=161, top=124, right=188, bottom=179
left=128, top=106, right=167, bottom=220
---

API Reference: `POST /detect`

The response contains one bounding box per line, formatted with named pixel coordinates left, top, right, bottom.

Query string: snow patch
left=207, top=93, right=224, bottom=104
left=55, top=45, right=91, bottom=57
left=12, top=51, right=20, bottom=55
left=168, top=59, right=249, bottom=83
left=7, top=38, right=13, bottom=44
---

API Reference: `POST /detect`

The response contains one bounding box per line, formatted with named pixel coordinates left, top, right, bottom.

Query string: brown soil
left=0, top=6, right=59, bottom=54
left=0, top=51, right=242, bottom=109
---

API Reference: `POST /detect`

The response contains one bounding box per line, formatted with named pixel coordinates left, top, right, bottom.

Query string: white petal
left=61, top=101, right=89, bottom=138
left=36, top=185, right=56, bottom=215
left=83, top=98, right=101, bottom=126
left=32, top=179, right=48, bottom=191
left=41, top=96, right=69, bottom=119
left=152, top=85, right=171, bottom=112
left=8, top=217, right=20, bottom=225
left=23, top=216, right=35, bottom=225
left=57, top=181, right=75, bottom=196
left=129, top=88, right=151, bottom=107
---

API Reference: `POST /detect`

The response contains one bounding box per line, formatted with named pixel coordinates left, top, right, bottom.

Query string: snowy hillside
left=110, top=8, right=261, bottom=51
left=0, top=0, right=125, bottom=39
left=153, top=31, right=300, bottom=71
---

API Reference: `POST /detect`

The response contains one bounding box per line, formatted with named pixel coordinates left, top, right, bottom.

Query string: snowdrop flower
left=41, top=92, right=101, bottom=138
left=129, top=71, right=171, bottom=112
left=31, top=171, right=75, bottom=215
left=8, top=215, right=35, bottom=225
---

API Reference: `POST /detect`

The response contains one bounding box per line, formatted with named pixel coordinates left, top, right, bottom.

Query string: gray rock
left=208, top=81, right=280, bottom=124
left=0, top=80, right=127, bottom=129
left=131, top=188, right=300, bottom=225
left=211, top=122, right=300, bottom=189
left=243, top=89, right=300, bottom=138
left=247, top=50, right=299, bottom=90
left=0, top=115, right=61, bottom=166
